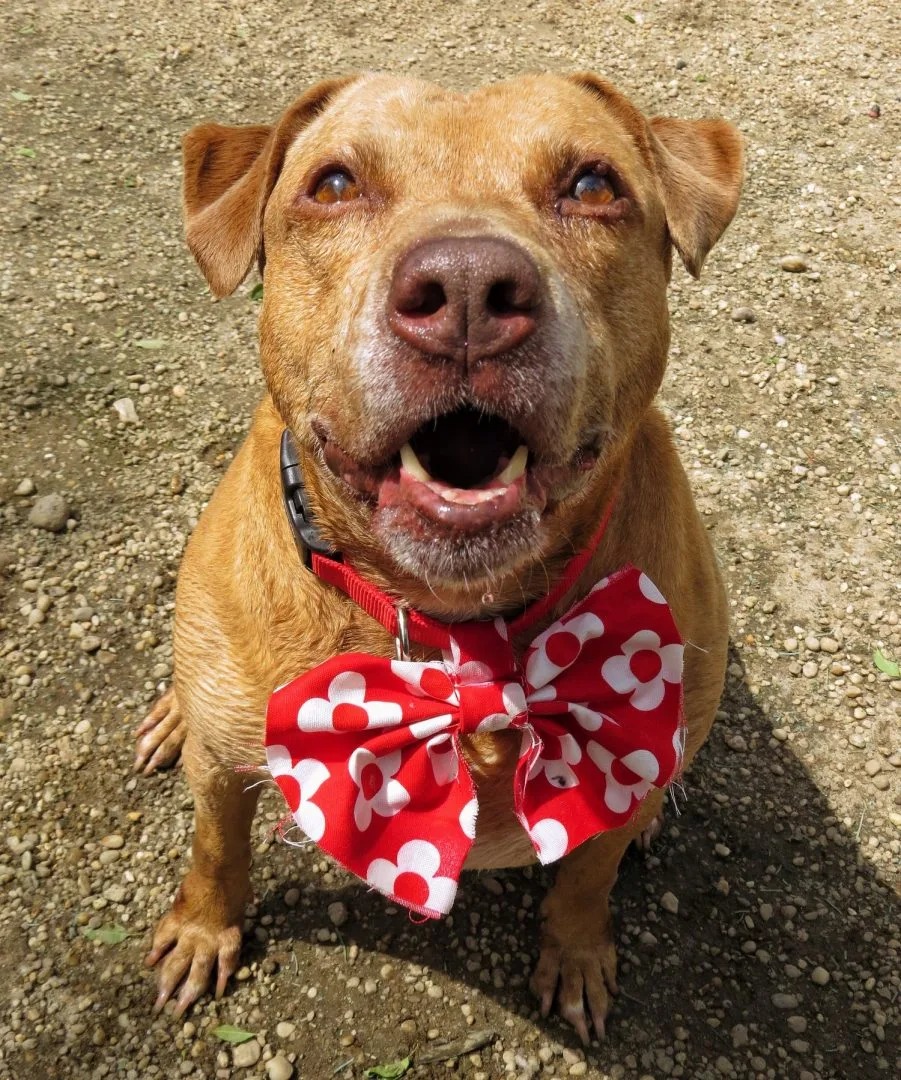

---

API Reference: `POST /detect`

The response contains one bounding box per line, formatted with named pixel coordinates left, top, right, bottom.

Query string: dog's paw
left=633, top=808, right=664, bottom=853
left=134, top=686, right=186, bottom=774
left=530, top=930, right=618, bottom=1045
left=145, top=877, right=245, bottom=1017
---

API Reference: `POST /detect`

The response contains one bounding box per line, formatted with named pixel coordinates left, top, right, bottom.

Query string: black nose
left=387, top=236, right=543, bottom=364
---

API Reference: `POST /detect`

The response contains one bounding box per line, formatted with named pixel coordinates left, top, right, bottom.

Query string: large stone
left=232, top=1039, right=262, bottom=1069
left=266, top=1054, right=294, bottom=1080
left=28, top=493, right=69, bottom=532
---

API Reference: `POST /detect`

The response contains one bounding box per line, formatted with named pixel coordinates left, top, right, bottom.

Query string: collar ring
left=394, top=604, right=411, bottom=662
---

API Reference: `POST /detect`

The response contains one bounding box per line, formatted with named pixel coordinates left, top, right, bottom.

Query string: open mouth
left=378, top=407, right=545, bottom=532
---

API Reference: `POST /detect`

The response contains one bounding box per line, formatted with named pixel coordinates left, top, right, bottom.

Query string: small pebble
left=731, top=1024, right=749, bottom=1048
left=112, top=397, right=140, bottom=424
left=730, top=306, right=756, bottom=323
left=327, top=900, right=349, bottom=927
left=15, top=478, right=35, bottom=496
left=780, top=254, right=809, bottom=272
left=810, top=966, right=830, bottom=986
left=801, top=661, right=818, bottom=678
left=660, top=891, right=679, bottom=914
left=772, top=993, right=799, bottom=1009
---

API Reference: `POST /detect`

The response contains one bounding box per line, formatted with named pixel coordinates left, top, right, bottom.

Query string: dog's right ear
left=182, top=76, right=357, bottom=297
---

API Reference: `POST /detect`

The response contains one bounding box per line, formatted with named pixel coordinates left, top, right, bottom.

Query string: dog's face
left=183, top=74, right=741, bottom=592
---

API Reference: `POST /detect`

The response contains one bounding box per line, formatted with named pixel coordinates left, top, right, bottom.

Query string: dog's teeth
left=400, top=442, right=432, bottom=482
left=497, top=445, right=529, bottom=484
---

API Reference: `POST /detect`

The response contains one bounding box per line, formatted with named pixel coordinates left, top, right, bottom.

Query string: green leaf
left=873, top=649, right=900, bottom=678
left=623, top=14, right=636, bottom=23
left=364, top=1059, right=411, bottom=1079
left=12, top=91, right=33, bottom=102
left=212, top=1025, right=257, bottom=1045
left=134, top=338, right=165, bottom=350
left=82, top=924, right=131, bottom=945
left=250, top=282, right=264, bottom=301
left=16, top=146, right=36, bottom=158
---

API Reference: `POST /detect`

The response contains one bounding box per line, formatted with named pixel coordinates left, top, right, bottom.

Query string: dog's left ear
left=649, top=116, right=744, bottom=278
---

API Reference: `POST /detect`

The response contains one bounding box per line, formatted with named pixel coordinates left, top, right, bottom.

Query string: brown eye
left=569, top=169, right=615, bottom=205
left=312, top=170, right=361, bottom=204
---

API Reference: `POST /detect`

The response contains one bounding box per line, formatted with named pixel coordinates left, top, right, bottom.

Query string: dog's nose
left=387, top=236, right=542, bottom=363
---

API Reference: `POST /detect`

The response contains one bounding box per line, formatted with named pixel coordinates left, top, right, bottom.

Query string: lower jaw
left=371, top=501, right=545, bottom=588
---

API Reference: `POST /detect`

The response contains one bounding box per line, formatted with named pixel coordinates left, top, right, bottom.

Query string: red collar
left=309, top=495, right=616, bottom=650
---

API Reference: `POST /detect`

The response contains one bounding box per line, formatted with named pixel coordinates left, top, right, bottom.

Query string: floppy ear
left=648, top=116, right=744, bottom=278
left=182, top=76, right=358, bottom=297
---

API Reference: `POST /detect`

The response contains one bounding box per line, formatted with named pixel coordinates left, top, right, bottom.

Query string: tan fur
left=143, top=72, right=742, bottom=1040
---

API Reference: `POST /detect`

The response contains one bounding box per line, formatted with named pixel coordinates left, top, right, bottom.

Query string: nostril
left=485, top=278, right=538, bottom=316
left=397, top=279, right=447, bottom=318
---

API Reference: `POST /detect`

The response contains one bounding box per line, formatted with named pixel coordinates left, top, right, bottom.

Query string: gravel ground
left=1, top=1, right=898, bottom=1078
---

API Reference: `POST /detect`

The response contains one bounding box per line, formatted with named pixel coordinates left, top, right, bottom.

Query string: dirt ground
left=0, top=1, right=898, bottom=1078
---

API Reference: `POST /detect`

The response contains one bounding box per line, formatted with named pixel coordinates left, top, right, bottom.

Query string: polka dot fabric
left=265, top=566, right=684, bottom=918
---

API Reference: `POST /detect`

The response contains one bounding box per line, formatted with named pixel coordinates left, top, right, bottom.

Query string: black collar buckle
left=279, top=429, right=341, bottom=569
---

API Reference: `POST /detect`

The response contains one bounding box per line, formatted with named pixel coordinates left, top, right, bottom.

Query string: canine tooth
left=498, top=445, right=529, bottom=484
left=400, top=442, right=432, bottom=482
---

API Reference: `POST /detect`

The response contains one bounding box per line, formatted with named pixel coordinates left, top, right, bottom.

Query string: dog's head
left=182, top=73, right=741, bottom=602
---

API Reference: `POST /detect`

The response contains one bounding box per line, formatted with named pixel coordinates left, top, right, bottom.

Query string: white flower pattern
left=586, top=743, right=660, bottom=814
left=348, top=747, right=410, bottom=831
left=425, top=732, right=459, bottom=785
left=529, top=818, right=569, bottom=864
left=601, top=629, right=683, bottom=711
left=526, top=612, right=605, bottom=689
left=528, top=733, right=582, bottom=789
left=366, top=839, right=457, bottom=914
left=266, top=744, right=329, bottom=842
left=297, top=671, right=402, bottom=733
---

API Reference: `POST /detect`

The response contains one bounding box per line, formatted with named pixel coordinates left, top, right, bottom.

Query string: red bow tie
left=265, top=501, right=684, bottom=918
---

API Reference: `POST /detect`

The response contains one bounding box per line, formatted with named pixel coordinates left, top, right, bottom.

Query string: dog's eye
left=311, top=170, right=361, bottom=204
left=569, top=169, right=615, bottom=206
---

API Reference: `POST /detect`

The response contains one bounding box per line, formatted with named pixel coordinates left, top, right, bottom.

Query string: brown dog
left=136, top=72, right=741, bottom=1043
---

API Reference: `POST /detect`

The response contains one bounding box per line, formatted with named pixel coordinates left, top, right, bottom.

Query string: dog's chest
left=461, top=731, right=538, bottom=869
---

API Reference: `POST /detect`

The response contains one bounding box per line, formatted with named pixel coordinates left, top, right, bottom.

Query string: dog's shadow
left=248, top=646, right=897, bottom=1077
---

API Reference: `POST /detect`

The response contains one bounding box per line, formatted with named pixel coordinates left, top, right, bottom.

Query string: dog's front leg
left=146, top=747, right=260, bottom=1016
left=531, top=788, right=665, bottom=1044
